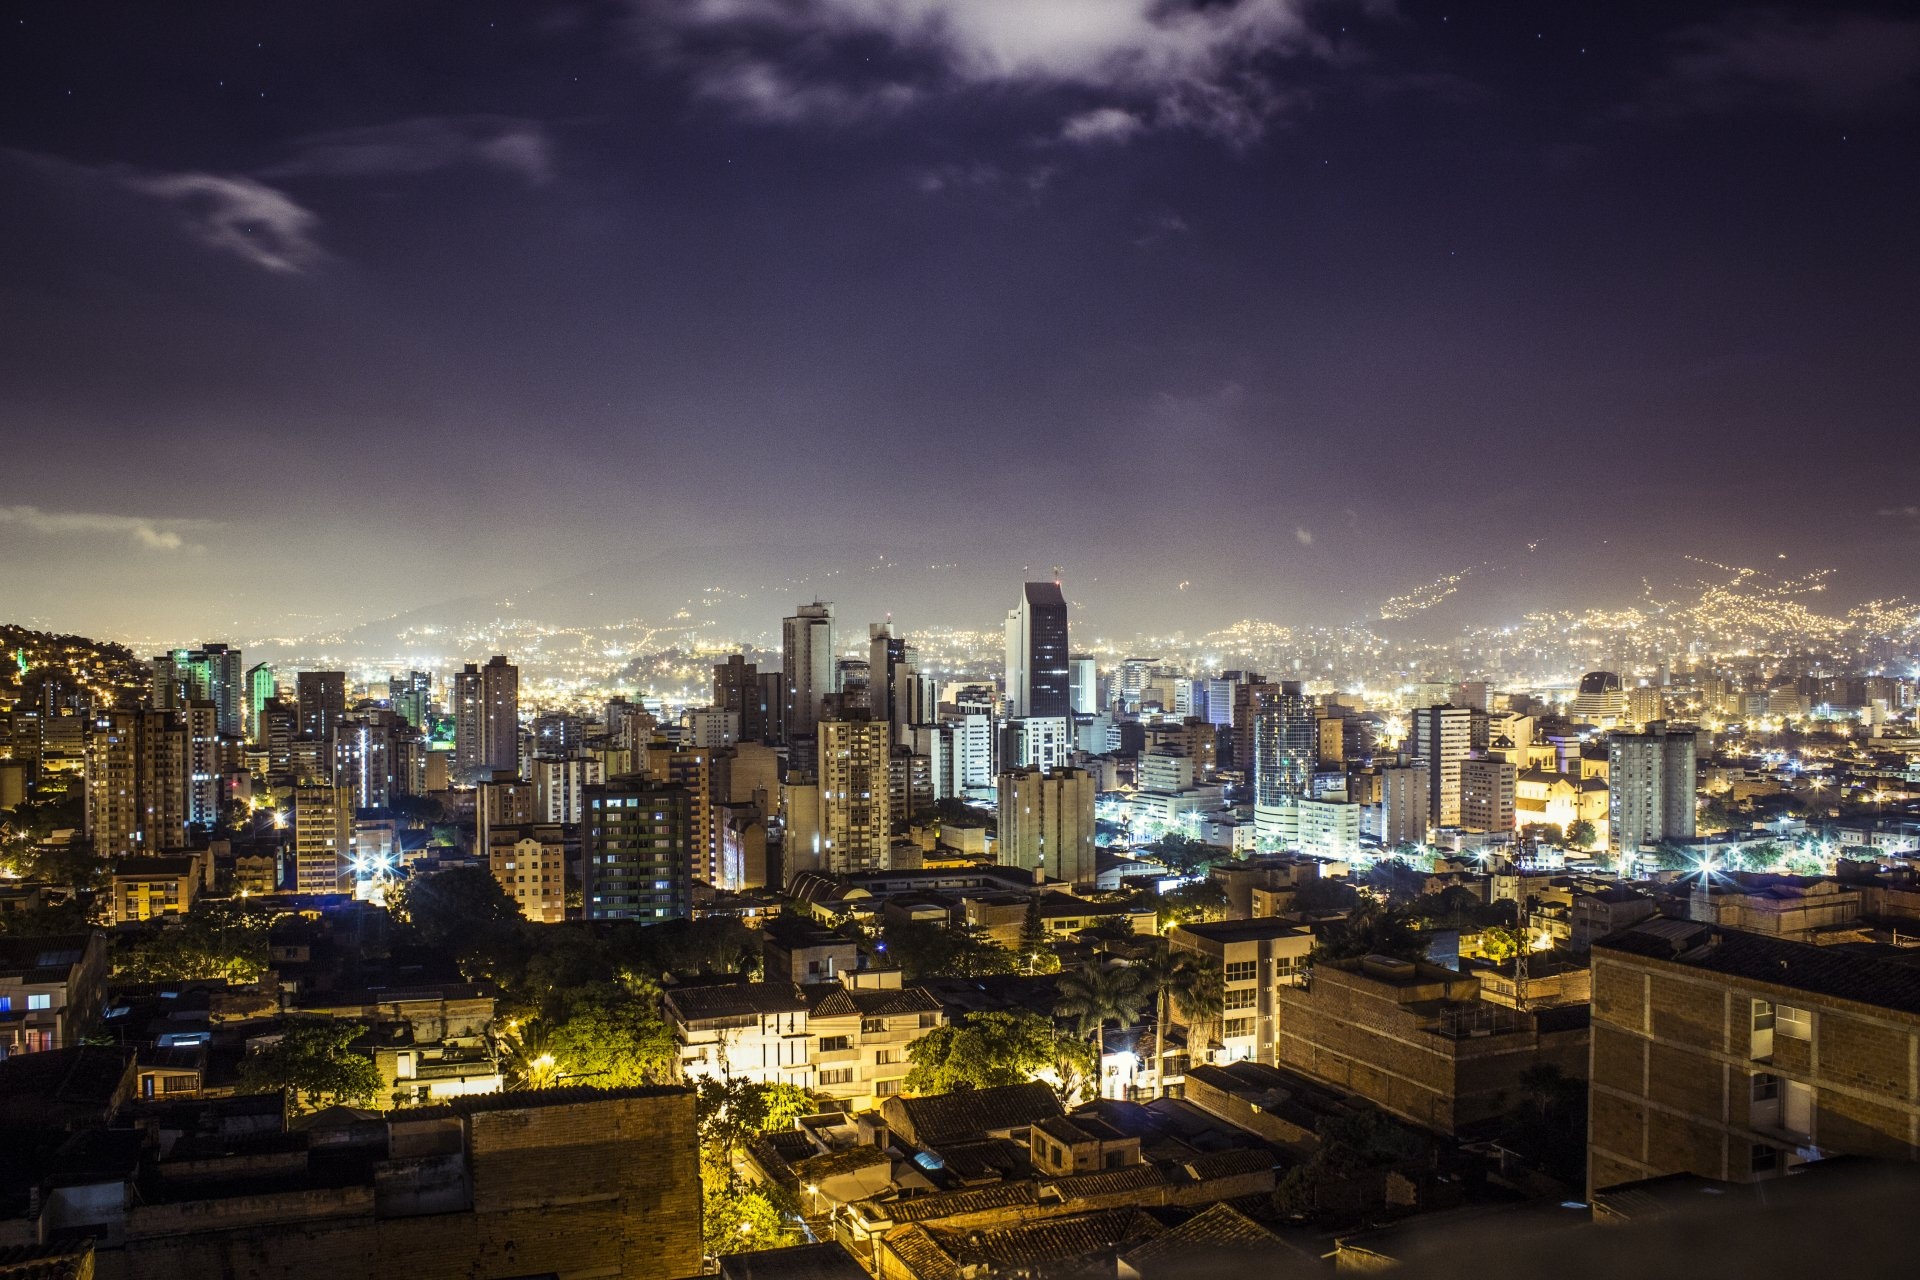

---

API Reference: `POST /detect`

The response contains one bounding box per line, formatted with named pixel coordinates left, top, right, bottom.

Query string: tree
left=113, top=899, right=278, bottom=984
left=541, top=981, right=675, bottom=1087
left=1157, top=878, right=1228, bottom=930
left=1292, top=877, right=1359, bottom=914
left=1273, top=1109, right=1425, bottom=1218
left=240, top=1017, right=383, bottom=1112
left=881, top=920, right=1016, bottom=981
left=1018, top=895, right=1048, bottom=970
left=1567, top=819, right=1597, bottom=850
left=388, top=865, right=521, bottom=950
left=1054, top=961, right=1151, bottom=1047
left=694, top=1077, right=809, bottom=1259
left=696, top=1077, right=813, bottom=1156
left=1312, top=902, right=1425, bottom=964
left=903, top=1010, right=1096, bottom=1103
left=1479, top=925, right=1522, bottom=965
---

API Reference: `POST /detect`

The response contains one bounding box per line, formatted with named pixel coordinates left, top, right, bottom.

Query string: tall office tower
left=246, top=663, right=277, bottom=742
left=1002, top=715, right=1072, bottom=773
left=1252, top=682, right=1315, bottom=807
left=713, top=654, right=770, bottom=742
left=334, top=710, right=407, bottom=810
left=388, top=669, right=432, bottom=730
left=1459, top=756, right=1517, bottom=834
left=295, top=671, right=347, bottom=742
left=1201, top=678, right=1235, bottom=728
left=1413, top=704, right=1474, bottom=827
left=1230, top=679, right=1277, bottom=777
left=1068, top=655, right=1099, bottom=717
left=85, top=709, right=186, bottom=856
left=583, top=777, right=696, bottom=921
left=756, top=671, right=785, bottom=744
left=643, top=742, right=721, bottom=885
left=1608, top=722, right=1697, bottom=852
left=782, top=602, right=836, bottom=758
left=453, top=656, right=519, bottom=780
left=998, top=766, right=1097, bottom=887
left=815, top=718, right=894, bottom=874
left=831, top=659, right=871, bottom=717
left=532, top=754, right=605, bottom=824
left=1003, top=581, right=1070, bottom=719
left=1380, top=764, right=1431, bottom=848
left=487, top=822, right=569, bottom=924
left=153, top=645, right=244, bottom=738
left=182, top=700, right=223, bottom=832
left=292, top=782, right=355, bottom=894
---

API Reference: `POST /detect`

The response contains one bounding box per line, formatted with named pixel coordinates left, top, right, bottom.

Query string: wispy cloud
left=1635, top=10, right=1920, bottom=118
left=631, top=0, right=1335, bottom=142
left=1295, top=526, right=1315, bottom=546
left=1878, top=505, right=1920, bottom=518
left=0, top=505, right=215, bottom=552
left=126, top=172, right=323, bottom=273
left=265, top=115, right=557, bottom=186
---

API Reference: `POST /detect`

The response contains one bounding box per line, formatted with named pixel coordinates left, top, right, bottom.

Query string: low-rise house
left=110, top=854, right=210, bottom=924
left=805, top=984, right=943, bottom=1108
left=664, top=982, right=812, bottom=1088
left=1166, top=919, right=1312, bottom=1067
left=0, top=933, right=109, bottom=1057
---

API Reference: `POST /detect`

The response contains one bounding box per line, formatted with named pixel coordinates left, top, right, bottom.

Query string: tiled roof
left=1172, top=919, right=1311, bottom=943
left=664, top=981, right=809, bottom=1021
left=1051, top=1163, right=1166, bottom=1197
left=1595, top=920, right=1920, bottom=1016
left=1179, top=1147, right=1278, bottom=1180
left=886, top=1081, right=1062, bottom=1146
left=1121, top=1203, right=1279, bottom=1268
left=718, top=1242, right=868, bottom=1280
left=807, top=984, right=943, bottom=1019
left=873, top=1181, right=1038, bottom=1224
left=935, top=1207, right=1162, bottom=1269
left=882, top=1226, right=963, bottom=1280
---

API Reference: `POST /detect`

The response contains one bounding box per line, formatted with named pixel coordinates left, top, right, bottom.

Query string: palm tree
left=1157, top=950, right=1223, bottom=1075
left=1054, top=961, right=1151, bottom=1055
left=1138, top=946, right=1204, bottom=1097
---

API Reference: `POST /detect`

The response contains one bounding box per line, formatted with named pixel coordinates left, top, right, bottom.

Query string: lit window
left=1776, top=1005, right=1813, bottom=1040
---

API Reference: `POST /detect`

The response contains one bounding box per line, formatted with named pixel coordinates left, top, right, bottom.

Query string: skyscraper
left=868, top=622, right=928, bottom=743
left=1608, top=722, right=1697, bottom=852
left=1068, top=655, right=1099, bottom=717
left=1459, top=756, right=1517, bottom=834
left=453, top=656, right=519, bottom=780
left=713, top=654, right=769, bottom=743
left=1252, top=681, right=1315, bottom=808
left=388, top=669, right=431, bottom=730
left=295, top=671, right=347, bottom=742
left=84, top=709, right=188, bottom=857
left=246, top=662, right=277, bottom=742
left=293, top=781, right=354, bottom=894
left=1004, top=581, right=1070, bottom=719
left=782, top=602, right=835, bottom=759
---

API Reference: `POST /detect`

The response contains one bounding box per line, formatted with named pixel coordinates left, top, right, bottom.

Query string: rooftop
left=1595, top=919, right=1920, bottom=1015
left=664, top=981, right=810, bottom=1022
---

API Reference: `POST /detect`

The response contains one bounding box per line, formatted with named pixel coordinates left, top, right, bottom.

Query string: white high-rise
left=782, top=602, right=835, bottom=751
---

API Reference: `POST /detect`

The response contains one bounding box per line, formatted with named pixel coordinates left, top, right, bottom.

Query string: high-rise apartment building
left=815, top=718, right=893, bottom=874
left=487, top=822, right=569, bottom=924
left=182, top=700, right=224, bottom=833
left=1002, top=715, right=1072, bottom=773
left=388, top=669, right=432, bottom=730
left=1004, top=581, right=1070, bottom=719
left=868, top=622, right=932, bottom=744
left=84, top=709, right=188, bottom=857
left=1230, top=679, right=1277, bottom=777
left=292, top=782, right=354, bottom=894
left=452, top=656, right=519, bottom=781
left=997, top=766, right=1096, bottom=887
left=583, top=777, right=695, bottom=921
left=1608, top=721, right=1697, bottom=852
left=642, top=742, right=721, bottom=885
left=782, top=603, right=835, bottom=760
left=295, top=671, right=347, bottom=742
left=1414, top=704, right=1474, bottom=827
left=1459, top=756, right=1517, bottom=834
left=1252, top=681, right=1315, bottom=808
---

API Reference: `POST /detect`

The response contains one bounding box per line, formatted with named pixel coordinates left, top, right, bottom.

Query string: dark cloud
left=1636, top=9, right=1920, bottom=117
left=264, top=115, right=556, bottom=186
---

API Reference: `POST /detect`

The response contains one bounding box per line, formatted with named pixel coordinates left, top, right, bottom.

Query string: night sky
left=2, top=1, right=1917, bottom=641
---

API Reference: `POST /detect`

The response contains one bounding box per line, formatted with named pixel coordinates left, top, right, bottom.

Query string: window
left=874, top=1049, right=897, bottom=1066
left=1776, top=1005, right=1812, bottom=1041
left=818, top=1035, right=851, bottom=1053
left=1750, top=1143, right=1779, bottom=1174
left=875, top=1079, right=901, bottom=1096
left=862, top=1018, right=886, bottom=1033
left=1750, top=1073, right=1778, bottom=1103
left=1224, top=961, right=1257, bottom=983
left=27, top=994, right=51, bottom=1011
left=1223, top=989, right=1257, bottom=1012
left=919, top=1012, right=939, bottom=1029
left=818, top=1068, right=855, bottom=1086
left=1222, top=1017, right=1255, bottom=1039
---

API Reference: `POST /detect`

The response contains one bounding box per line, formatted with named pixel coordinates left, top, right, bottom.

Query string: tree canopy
left=239, top=1017, right=383, bottom=1112
left=540, top=980, right=676, bottom=1087
left=113, top=898, right=280, bottom=984
left=904, top=1010, right=1095, bottom=1103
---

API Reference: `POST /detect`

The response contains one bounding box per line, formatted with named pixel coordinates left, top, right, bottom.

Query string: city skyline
left=4, top=1, right=1918, bottom=638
